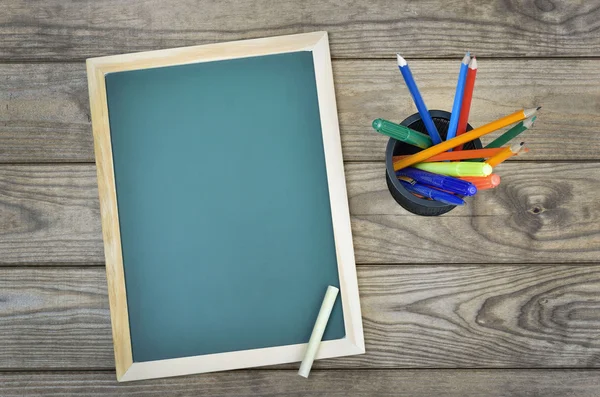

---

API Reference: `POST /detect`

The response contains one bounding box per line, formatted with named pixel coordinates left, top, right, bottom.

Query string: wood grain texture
left=347, top=162, right=600, bottom=263
left=2, top=265, right=600, bottom=369
left=335, top=58, right=600, bottom=161
left=2, top=162, right=600, bottom=265
left=0, top=64, right=92, bottom=163
left=1, top=370, right=600, bottom=397
left=2, top=0, right=598, bottom=389
left=2, top=0, right=600, bottom=60
left=0, top=165, right=102, bottom=265
left=0, top=267, right=112, bottom=369
left=2, top=59, right=600, bottom=163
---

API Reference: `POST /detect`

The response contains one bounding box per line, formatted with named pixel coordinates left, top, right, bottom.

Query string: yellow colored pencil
left=486, top=142, right=524, bottom=167
left=393, top=107, right=540, bottom=171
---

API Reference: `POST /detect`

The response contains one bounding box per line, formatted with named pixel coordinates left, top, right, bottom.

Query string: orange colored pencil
left=485, top=142, right=524, bottom=167
left=460, top=174, right=500, bottom=190
left=393, top=147, right=503, bottom=163
left=393, top=107, right=540, bottom=171
left=455, top=57, right=477, bottom=151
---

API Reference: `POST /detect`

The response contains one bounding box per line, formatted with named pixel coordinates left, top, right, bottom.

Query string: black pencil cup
left=385, top=110, right=482, bottom=216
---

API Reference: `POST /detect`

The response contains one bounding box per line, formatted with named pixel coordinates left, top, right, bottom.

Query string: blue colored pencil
left=396, top=54, right=443, bottom=145
left=446, top=52, right=471, bottom=141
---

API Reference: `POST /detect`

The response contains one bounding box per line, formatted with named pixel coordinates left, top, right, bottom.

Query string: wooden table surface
left=2, top=1, right=600, bottom=395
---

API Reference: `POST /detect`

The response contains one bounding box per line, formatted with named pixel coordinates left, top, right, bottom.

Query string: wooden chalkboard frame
left=86, top=31, right=364, bottom=382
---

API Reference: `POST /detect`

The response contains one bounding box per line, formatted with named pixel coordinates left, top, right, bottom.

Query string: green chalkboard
left=104, top=51, right=345, bottom=363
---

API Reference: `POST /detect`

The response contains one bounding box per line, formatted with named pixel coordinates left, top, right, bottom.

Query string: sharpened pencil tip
left=523, top=116, right=536, bottom=128
left=396, top=54, right=407, bottom=67
left=524, top=107, right=541, bottom=118
left=469, top=57, right=478, bottom=69
left=462, top=52, right=471, bottom=64
left=510, top=142, right=524, bottom=152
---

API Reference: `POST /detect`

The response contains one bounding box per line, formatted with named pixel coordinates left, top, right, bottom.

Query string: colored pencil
left=484, top=116, right=536, bottom=148
left=393, top=107, right=540, bottom=171
left=455, top=57, right=478, bottom=150
left=393, top=147, right=504, bottom=163
left=485, top=142, right=524, bottom=167
left=397, top=54, right=443, bottom=144
left=465, top=147, right=529, bottom=163
left=446, top=52, right=471, bottom=141
left=460, top=174, right=501, bottom=190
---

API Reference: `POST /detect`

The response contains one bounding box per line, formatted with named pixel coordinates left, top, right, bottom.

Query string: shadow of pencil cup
left=385, top=110, right=482, bottom=216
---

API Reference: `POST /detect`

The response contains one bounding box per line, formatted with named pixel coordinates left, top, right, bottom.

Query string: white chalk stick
left=298, top=285, right=339, bottom=378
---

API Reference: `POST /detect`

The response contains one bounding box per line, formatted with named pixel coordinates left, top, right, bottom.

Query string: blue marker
left=446, top=52, right=471, bottom=141
left=396, top=167, right=477, bottom=196
left=399, top=179, right=465, bottom=206
left=396, top=54, right=443, bottom=145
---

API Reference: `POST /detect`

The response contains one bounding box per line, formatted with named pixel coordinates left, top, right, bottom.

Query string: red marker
left=455, top=57, right=477, bottom=150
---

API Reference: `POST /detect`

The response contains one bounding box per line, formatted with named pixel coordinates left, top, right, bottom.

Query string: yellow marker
left=393, top=107, right=540, bottom=171
left=298, top=286, right=339, bottom=378
left=486, top=142, right=524, bottom=167
left=413, top=161, right=492, bottom=177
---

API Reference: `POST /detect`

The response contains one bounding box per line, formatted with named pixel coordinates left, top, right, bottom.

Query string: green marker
left=413, top=161, right=492, bottom=177
left=372, top=118, right=433, bottom=149
left=484, top=116, right=536, bottom=149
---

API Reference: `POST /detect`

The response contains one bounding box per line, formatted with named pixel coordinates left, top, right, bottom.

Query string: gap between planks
left=1, top=368, right=600, bottom=373
left=3, top=56, right=600, bottom=64
left=2, top=262, right=600, bottom=269
left=4, top=159, right=600, bottom=165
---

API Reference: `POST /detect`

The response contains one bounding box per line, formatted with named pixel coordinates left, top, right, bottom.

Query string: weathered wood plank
left=337, top=59, right=600, bottom=161
left=0, top=268, right=112, bottom=369
left=0, top=165, right=102, bottom=264
left=2, top=163, right=600, bottom=265
left=1, top=370, right=599, bottom=396
left=2, top=59, right=599, bottom=163
left=0, top=64, right=92, bottom=163
left=347, top=162, right=600, bottom=263
left=2, top=0, right=600, bottom=60
left=2, top=266, right=600, bottom=369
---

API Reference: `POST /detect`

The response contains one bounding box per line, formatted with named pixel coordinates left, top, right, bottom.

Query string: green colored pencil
left=372, top=118, right=433, bottom=149
left=484, top=116, right=536, bottom=148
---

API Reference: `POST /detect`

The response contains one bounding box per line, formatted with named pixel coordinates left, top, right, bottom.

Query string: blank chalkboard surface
left=87, top=32, right=363, bottom=382
left=105, top=51, right=345, bottom=362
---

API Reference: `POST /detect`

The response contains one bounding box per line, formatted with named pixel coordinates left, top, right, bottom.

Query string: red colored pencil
left=455, top=57, right=477, bottom=151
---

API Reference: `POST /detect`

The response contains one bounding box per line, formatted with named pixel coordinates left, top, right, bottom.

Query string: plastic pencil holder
left=385, top=110, right=483, bottom=216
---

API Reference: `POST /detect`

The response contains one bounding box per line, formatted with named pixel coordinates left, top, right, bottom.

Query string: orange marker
left=460, top=174, right=501, bottom=190
left=393, top=107, right=540, bottom=171
left=486, top=142, right=524, bottom=167
left=393, top=147, right=503, bottom=163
